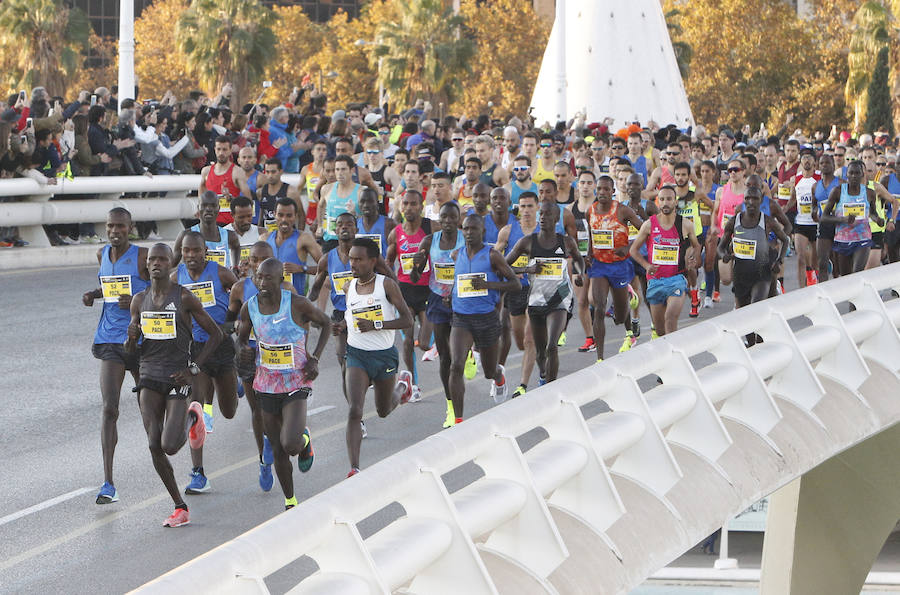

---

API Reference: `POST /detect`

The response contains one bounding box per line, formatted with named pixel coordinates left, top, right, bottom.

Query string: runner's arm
left=562, top=208, right=577, bottom=240
left=717, top=218, right=736, bottom=262
left=307, top=253, right=329, bottom=302
left=820, top=186, right=844, bottom=225
left=234, top=167, right=252, bottom=198
left=236, top=301, right=252, bottom=353
left=172, top=229, right=186, bottom=265
left=198, top=165, right=210, bottom=195
left=227, top=230, right=241, bottom=271
left=184, top=288, right=223, bottom=363
left=380, top=277, right=414, bottom=331
left=123, top=292, right=144, bottom=353
left=505, top=235, right=533, bottom=273
left=785, top=186, right=797, bottom=213
left=768, top=200, right=793, bottom=235
left=868, top=188, right=885, bottom=227
left=684, top=216, right=701, bottom=267
left=299, top=230, right=323, bottom=274
left=563, top=234, right=586, bottom=276
left=628, top=220, right=653, bottom=272
left=226, top=276, right=245, bottom=321
left=409, top=234, right=432, bottom=284
left=83, top=247, right=104, bottom=305
left=494, top=224, right=510, bottom=254
left=385, top=227, right=398, bottom=267
left=315, top=184, right=329, bottom=233
left=489, top=248, right=524, bottom=292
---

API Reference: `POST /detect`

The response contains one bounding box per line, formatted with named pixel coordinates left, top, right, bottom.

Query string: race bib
left=184, top=281, right=216, bottom=308
left=357, top=233, right=382, bottom=253
left=628, top=224, right=640, bottom=241
left=512, top=253, right=529, bottom=268
left=798, top=196, right=813, bottom=215
left=651, top=244, right=679, bottom=265
left=332, top=270, right=354, bottom=295
left=777, top=185, right=791, bottom=205
left=457, top=273, right=487, bottom=297
left=577, top=230, right=589, bottom=256
left=844, top=203, right=866, bottom=218
left=351, top=304, right=384, bottom=331
left=325, top=215, right=336, bottom=235
left=218, top=194, right=231, bottom=213
left=591, top=229, right=614, bottom=250
left=207, top=249, right=227, bottom=266
left=259, top=342, right=294, bottom=370
left=265, top=219, right=278, bottom=234
left=733, top=238, right=757, bottom=260
left=534, top=258, right=565, bottom=280
left=100, top=275, right=131, bottom=303
left=141, top=311, right=176, bottom=339
left=284, top=270, right=294, bottom=284
left=399, top=253, right=427, bottom=275
left=240, top=245, right=252, bottom=262
left=434, top=262, right=455, bottom=284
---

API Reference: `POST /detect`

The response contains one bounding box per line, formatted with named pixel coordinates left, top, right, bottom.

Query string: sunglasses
left=451, top=137, right=463, bottom=142
left=666, top=151, right=680, bottom=156
left=575, top=166, right=591, bottom=171
left=540, top=143, right=551, bottom=148
left=591, top=147, right=604, bottom=151
left=512, top=166, right=529, bottom=172
left=727, top=167, right=743, bottom=173
left=366, top=150, right=380, bottom=154
left=877, top=162, right=887, bottom=167
left=378, top=130, right=390, bottom=135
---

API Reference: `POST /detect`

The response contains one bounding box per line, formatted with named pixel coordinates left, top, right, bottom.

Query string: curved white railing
left=132, top=265, right=900, bottom=594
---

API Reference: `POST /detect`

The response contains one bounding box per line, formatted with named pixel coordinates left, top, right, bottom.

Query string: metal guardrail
left=132, top=266, right=900, bottom=594
left=0, top=174, right=302, bottom=247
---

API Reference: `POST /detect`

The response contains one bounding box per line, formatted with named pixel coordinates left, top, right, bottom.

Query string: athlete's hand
left=355, top=317, right=376, bottom=332
left=303, top=356, right=319, bottom=380
left=614, top=246, right=629, bottom=258
left=123, top=337, right=136, bottom=353
left=721, top=252, right=732, bottom=264
left=846, top=214, right=856, bottom=225
left=127, top=321, right=141, bottom=340
left=240, top=345, right=255, bottom=364
left=412, top=251, right=426, bottom=267
left=331, top=320, right=347, bottom=336
left=771, top=260, right=782, bottom=275
left=573, top=273, right=584, bottom=287
left=686, top=253, right=696, bottom=268
left=171, top=369, right=193, bottom=386
left=646, top=264, right=659, bottom=276
left=117, top=294, right=132, bottom=310
left=82, top=291, right=96, bottom=307
left=284, top=262, right=305, bottom=275
left=469, top=276, right=488, bottom=290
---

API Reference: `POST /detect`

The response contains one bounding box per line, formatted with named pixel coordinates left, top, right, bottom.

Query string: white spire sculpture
left=530, top=0, right=694, bottom=129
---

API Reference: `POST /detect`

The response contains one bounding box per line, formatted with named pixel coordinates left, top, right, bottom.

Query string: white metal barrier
left=0, top=174, right=302, bottom=247
left=133, top=266, right=900, bottom=594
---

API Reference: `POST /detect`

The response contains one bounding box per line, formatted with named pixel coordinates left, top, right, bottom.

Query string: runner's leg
left=591, top=277, right=611, bottom=360
left=346, top=366, right=371, bottom=470
left=545, top=310, right=567, bottom=381
left=448, top=326, right=475, bottom=419
left=99, top=360, right=126, bottom=485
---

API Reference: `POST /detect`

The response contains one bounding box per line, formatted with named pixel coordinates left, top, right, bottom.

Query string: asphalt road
left=0, top=262, right=763, bottom=594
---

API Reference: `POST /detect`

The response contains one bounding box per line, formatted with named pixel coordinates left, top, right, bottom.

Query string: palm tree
left=374, top=0, right=474, bottom=107
left=846, top=1, right=892, bottom=131
left=665, top=8, right=693, bottom=80
left=0, top=0, right=89, bottom=96
left=177, top=0, right=277, bottom=109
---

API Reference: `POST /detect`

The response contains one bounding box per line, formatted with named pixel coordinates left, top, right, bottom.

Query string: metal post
left=714, top=522, right=738, bottom=570
left=118, top=0, right=136, bottom=101
left=554, top=0, right=566, bottom=122
left=378, top=57, right=385, bottom=110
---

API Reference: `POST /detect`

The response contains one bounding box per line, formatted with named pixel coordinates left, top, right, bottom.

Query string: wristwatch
left=188, top=362, right=200, bottom=376
left=374, top=320, right=383, bottom=330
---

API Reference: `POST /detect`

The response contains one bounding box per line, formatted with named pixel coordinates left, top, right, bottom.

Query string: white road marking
left=307, top=405, right=335, bottom=416
left=0, top=487, right=93, bottom=527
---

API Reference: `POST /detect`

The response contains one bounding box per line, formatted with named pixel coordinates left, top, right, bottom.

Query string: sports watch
left=188, top=362, right=200, bottom=376
left=373, top=320, right=383, bottom=330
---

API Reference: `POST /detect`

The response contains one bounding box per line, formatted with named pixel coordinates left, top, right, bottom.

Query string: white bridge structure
left=131, top=265, right=900, bottom=594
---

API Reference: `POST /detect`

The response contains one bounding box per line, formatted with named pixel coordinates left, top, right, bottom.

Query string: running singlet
left=814, top=177, right=840, bottom=219
left=717, top=184, right=745, bottom=234
left=345, top=274, right=398, bottom=351
left=868, top=181, right=887, bottom=234
left=177, top=261, right=228, bottom=342
left=137, top=283, right=192, bottom=382
left=835, top=184, right=871, bottom=244
left=509, top=181, right=538, bottom=206
left=480, top=163, right=499, bottom=188
left=453, top=244, right=500, bottom=314
left=205, top=162, right=240, bottom=225
left=457, top=184, right=475, bottom=214
left=483, top=213, right=511, bottom=246
left=396, top=222, right=430, bottom=286
left=732, top=211, right=769, bottom=269
left=327, top=247, right=353, bottom=311
left=572, top=200, right=592, bottom=256
left=428, top=229, right=465, bottom=297
left=883, top=174, right=900, bottom=221
left=370, top=165, right=392, bottom=214
left=676, top=191, right=702, bottom=237
left=527, top=233, right=572, bottom=310
left=266, top=230, right=307, bottom=294
left=646, top=215, right=686, bottom=281
left=323, top=183, right=361, bottom=241
left=191, top=224, right=231, bottom=268
left=658, top=166, right=675, bottom=188
left=225, top=224, right=261, bottom=264
left=248, top=289, right=311, bottom=394
left=533, top=156, right=554, bottom=183
left=94, top=244, right=149, bottom=344
left=794, top=174, right=820, bottom=227
left=632, top=155, right=649, bottom=186
left=357, top=215, right=388, bottom=258
left=258, top=182, right=290, bottom=233
left=588, top=200, right=629, bottom=263
left=241, top=276, right=258, bottom=346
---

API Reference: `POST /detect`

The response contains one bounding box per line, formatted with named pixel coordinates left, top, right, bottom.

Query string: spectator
left=171, top=111, right=207, bottom=173
left=193, top=111, right=216, bottom=162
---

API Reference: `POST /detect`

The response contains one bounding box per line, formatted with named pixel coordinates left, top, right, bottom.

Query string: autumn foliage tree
left=134, top=0, right=199, bottom=99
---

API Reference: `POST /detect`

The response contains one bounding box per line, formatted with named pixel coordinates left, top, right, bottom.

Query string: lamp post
left=118, top=0, right=135, bottom=101
left=354, top=38, right=384, bottom=109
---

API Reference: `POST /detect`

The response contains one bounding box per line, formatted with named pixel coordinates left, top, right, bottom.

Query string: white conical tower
left=530, top=0, right=694, bottom=130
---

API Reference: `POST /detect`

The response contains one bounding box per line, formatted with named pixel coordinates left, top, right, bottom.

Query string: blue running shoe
left=237, top=382, right=245, bottom=398
left=259, top=462, right=273, bottom=492
left=298, top=428, right=314, bottom=473
left=262, top=435, right=274, bottom=465
left=184, top=470, right=210, bottom=494
left=96, top=481, right=118, bottom=504
left=203, top=411, right=213, bottom=434
left=539, top=375, right=548, bottom=386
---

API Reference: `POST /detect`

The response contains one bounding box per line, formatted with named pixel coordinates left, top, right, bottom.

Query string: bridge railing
left=133, top=266, right=900, bottom=595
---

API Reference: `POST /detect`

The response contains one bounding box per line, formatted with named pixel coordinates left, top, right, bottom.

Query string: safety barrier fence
left=133, top=266, right=900, bottom=594
left=0, top=174, right=302, bottom=247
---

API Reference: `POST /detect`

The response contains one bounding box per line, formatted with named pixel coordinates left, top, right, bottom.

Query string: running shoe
left=689, top=302, right=699, bottom=318
left=806, top=269, right=818, bottom=286
left=298, top=428, right=314, bottom=473
left=347, top=468, right=360, bottom=478
left=628, top=286, right=640, bottom=310
left=605, top=306, right=615, bottom=318
left=492, top=365, right=508, bottom=404
left=489, top=382, right=497, bottom=400
left=83, top=234, right=102, bottom=244
left=187, top=401, right=207, bottom=449
left=262, top=435, right=274, bottom=465
left=398, top=370, right=413, bottom=404
left=651, top=329, right=660, bottom=340
left=464, top=350, right=477, bottom=379
left=237, top=382, right=244, bottom=398
left=700, top=279, right=706, bottom=291
left=408, top=385, right=422, bottom=403
left=703, top=296, right=713, bottom=309
left=285, top=496, right=298, bottom=510
left=259, top=462, right=273, bottom=492
left=360, top=420, right=368, bottom=439
left=421, top=344, right=439, bottom=361
left=712, top=290, right=721, bottom=303
left=147, top=231, right=163, bottom=241
left=163, top=507, right=190, bottom=527
left=203, top=411, right=214, bottom=434
left=631, top=318, right=641, bottom=337
left=185, top=470, right=210, bottom=494
left=578, top=337, right=596, bottom=352
left=512, top=385, right=527, bottom=398
left=557, top=331, right=567, bottom=346
left=619, top=334, right=636, bottom=353
left=776, top=280, right=785, bottom=295
left=538, top=375, right=548, bottom=386
left=443, top=400, right=456, bottom=428
left=127, top=231, right=140, bottom=241
left=96, top=481, right=118, bottom=504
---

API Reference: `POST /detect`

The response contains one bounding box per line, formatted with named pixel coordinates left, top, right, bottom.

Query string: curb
left=0, top=241, right=161, bottom=271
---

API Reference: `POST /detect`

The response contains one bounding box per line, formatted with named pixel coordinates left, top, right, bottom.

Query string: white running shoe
left=360, top=420, right=367, bottom=439
left=408, top=385, right=422, bottom=403
left=703, top=296, right=713, bottom=309
left=492, top=365, right=508, bottom=404
left=421, top=345, right=439, bottom=362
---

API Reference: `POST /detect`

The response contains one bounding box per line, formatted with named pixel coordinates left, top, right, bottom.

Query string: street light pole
left=118, top=0, right=136, bottom=102
left=378, top=56, right=384, bottom=109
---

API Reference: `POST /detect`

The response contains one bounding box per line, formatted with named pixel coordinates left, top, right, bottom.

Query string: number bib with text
left=356, top=233, right=382, bottom=253
left=733, top=238, right=757, bottom=260
left=184, top=281, right=216, bottom=308
left=577, top=230, right=589, bottom=256
left=534, top=258, right=565, bottom=280
left=512, top=253, right=529, bottom=268
left=265, top=219, right=278, bottom=234
left=843, top=203, right=866, bottom=219
left=457, top=273, right=488, bottom=297
left=798, top=195, right=813, bottom=215
left=259, top=342, right=294, bottom=370
left=332, top=271, right=354, bottom=295
left=777, top=185, right=791, bottom=205
left=218, top=195, right=231, bottom=213
left=240, top=245, right=252, bottom=262
left=651, top=244, right=679, bottom=266
left=100, top=275, right=131, bottom=303
left=351, top=304, right=384, bottom=331
left=207, top=249, right=227, bottom=266
left=434, top=262, right=455, bottom=284
left=591, top=229, right=614, bottom=250
left=141, top=312, right=176, bottom=339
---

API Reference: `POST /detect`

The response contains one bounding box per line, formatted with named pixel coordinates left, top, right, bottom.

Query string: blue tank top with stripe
left=266, top=229, right=307, bottom=294
left=190, top=223, right=231, bottom=268
left=327, top=247, right=353, bottom=311
left=428, top=229, right=465, bottom=297
left=94, top=244, right=149, bottom=344
left=177, top=260, right=228, bottom=342
left=453, top=244, right=500, bottom=314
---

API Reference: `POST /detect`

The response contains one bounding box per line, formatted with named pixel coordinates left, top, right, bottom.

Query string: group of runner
left=84, top=117, right=896, bottom=526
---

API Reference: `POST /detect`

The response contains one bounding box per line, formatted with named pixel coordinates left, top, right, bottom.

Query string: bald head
left=258, top=257, right=282, bottom=277
left=182, top=230, right=205, bottom=248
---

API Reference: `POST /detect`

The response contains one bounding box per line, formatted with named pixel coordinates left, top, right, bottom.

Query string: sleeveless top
left=248, top=289, right=311, bottom=393
left=588, top=200, right=629, bottom=263
left=138, top=283, right=192, bottom=382
left=429, top=229, right=466, bottom=297
left=732, top=211, right=769, bottom=268
left=324, top=183, right=361, bottom=241
left=676, top=190, right=702, bottom=237
left=510, top=181, right=538, bottom=207
left=572, top=200, right=593, bottom=256
left=327, top=246, right=353, bottom=311
left=533, top=156, right=554, bottom=183
left=304, top=163, right=322, bottom=198
left=868, top=181, right=887, bottom=233
left=241, top=276, right=258, bottom=346
left=206, top=162, right=240, bottom=224
left=646, top=215, right=686, bottom=281
left=479, top=163, right=499, bottom=188
left=258, top=182, right=290, bottom=233
left=835, top=184, right=871, bottom=243
left=717, top=184, right=745, bottom=234
left=483, top=212, right=509, bottom=246
left=357, top=215, right=388, bottom=258
left=94, top=244, right=149, bottom=344
left=632, top=154, right=649, bottom=186
left=396, top=221, right=430, bottom=285
left=345, top=275, right=398, bottom=351
left=266, top=229, right=307, bottom=294
left=814, top=177, right=841, bottom=221
left=191, top=223, right=231, bottom=269
left=369, top=164, right=392, bottom=214
left=794, top=175, right=820, bottom=227
left=453, top=244, right=500, bottom=314
left=225, top=223, right=261, bottom=264
left=527, top=233, right=572, bottom=308
left=177, top=261, right=228, bottom=342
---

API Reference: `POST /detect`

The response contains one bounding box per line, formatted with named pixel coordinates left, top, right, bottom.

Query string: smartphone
left=262, top=81, right=272, bottom=88
left=19, top=90, right=25, bottom=101
left=90, top=95, right=97, bottom=106
left=26, top=117, right=33, bottom=128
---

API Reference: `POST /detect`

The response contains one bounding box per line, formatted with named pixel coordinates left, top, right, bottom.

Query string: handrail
left=133, top=265, right=900, bottom=594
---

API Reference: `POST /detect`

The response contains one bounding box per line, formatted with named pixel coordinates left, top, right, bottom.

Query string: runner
left=506, top=195, right=584, bottom=384
left=364, top=137, right=401, bottom=215
left=452, top=156, right=482, bottom=213
left=237, top=258, right=330, bottom=509
left=505, top=155, right=539, bottom=208
left=672, top=161, right=703, bottom=317
left=298, top=140, right=327, bottom=229
left=199, top=136, right=252, bottom=226
left=124, top=243, right=219, bottom=527
left=426, top=171, right=459, bottom=221
left=821, top=161, right=883, bottom=276
left=356, top=187, right=394, bottom=258
left=258, top=158, right=303, bottom=234
left=386, top=190, right=432, bottom=400
left=626, top=132, right=650, bottom=185
left=225, top=196, right=260, bottom=278
left=475, top=134, right=510, bottom=188
left=629, top=185, right=700, bottom=336
left=622, top=172, right=658, bottom=337
left=173, top=191, right=240, bottom=269
left=174, top=231, right=239, bottom=494
left=567, top=173, right=601, bottom=352
left=711, top=158, right=748, bottom=287
left=696, top=160, right=720, bottom=307
left=333, top=238, right=415, bottom=476
left=83, top=208, right=149, bottom=504
left=785, top=147, right=820, bottom=287
left=586, top=172, right=644, bottom=360
left=812, top=154, right=841, bottom=281
left=644, top=142, right=680, bottom=199
left=317, top=155, right=362, bottom=252
left=261, top=197, right=322, bottom=295
left=410, top=201, right=465, bottom=426
left=448, top=214, right=521, bottom=421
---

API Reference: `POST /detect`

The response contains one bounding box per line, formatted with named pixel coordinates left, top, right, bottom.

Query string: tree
left=665, top=8, right=693, bottom=80
left=374, top=0, right=474, bottom=108
left=177, top=0, right=277, bottom=109
left=866, top=46, right=894, bottom=135
left=134, top=0, right=199, bottom=99
left=71, top=33, right=119, bottom=97
left=455, top=0, right=550, bottom=117
left=846, top=1, right=893, bottom=131
left=0, top=0, right=89, bottom=96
